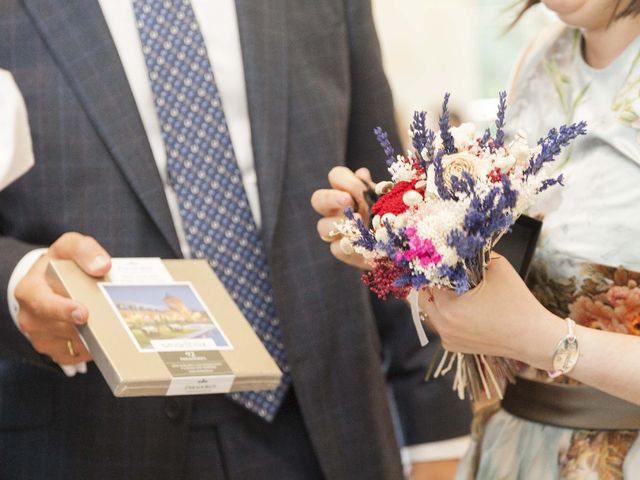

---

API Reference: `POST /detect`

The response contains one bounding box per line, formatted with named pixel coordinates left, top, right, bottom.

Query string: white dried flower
left=449, top=122, right=477, bottom=150
left=375, top=228, right=389, bottom=242
left=402, top=190, right=423, bottom=206
left=389, top=157, right=416, bottom=182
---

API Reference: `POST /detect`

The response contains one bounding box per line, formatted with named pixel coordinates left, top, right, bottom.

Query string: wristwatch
left=547, top=318, right=580, bottom=379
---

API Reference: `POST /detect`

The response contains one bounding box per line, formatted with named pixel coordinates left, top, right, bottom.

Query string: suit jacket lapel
left=235, top=0, right=288, bottom=254
left=21, top=0, right=181, bottom=256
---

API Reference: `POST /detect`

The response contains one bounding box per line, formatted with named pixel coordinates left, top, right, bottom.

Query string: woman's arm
left=421, top=256, right=640, bottom=405
left=562, top=324, right=640, bottom=404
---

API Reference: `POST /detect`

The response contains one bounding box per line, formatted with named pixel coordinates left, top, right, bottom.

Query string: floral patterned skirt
left=456, top=409, right=640, bottom=480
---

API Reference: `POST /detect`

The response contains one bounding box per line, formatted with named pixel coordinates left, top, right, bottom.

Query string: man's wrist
left=7, top=247, right=88, bottom=377
left=7, top=247, right=48, bottom=332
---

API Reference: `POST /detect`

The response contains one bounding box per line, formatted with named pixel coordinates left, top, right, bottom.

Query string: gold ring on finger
left=66, top=339, right=79, bottom=357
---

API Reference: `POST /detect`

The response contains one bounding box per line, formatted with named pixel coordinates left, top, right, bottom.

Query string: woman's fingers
left=328, top=166, right=371, bottom=217
left=310, top=189, right=354, bottom=217
left=317, top=216, right=342, bottom=242
left=355, top=167, right=374, bottom=188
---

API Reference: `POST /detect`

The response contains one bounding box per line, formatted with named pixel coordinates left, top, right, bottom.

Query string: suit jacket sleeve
left=343, top=0, right=472, bottom=445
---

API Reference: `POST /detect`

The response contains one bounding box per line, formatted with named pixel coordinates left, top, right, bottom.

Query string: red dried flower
left=488, top=168, right=503, bottom=183
left=371, top=179, right=422, bottom=217
left=362, top=258, right=411, bottom=300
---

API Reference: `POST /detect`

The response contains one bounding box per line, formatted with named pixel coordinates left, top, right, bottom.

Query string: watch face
left=552, top=336, right=579, bottom=373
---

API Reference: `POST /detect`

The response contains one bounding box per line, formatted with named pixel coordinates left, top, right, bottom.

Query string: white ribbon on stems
left=407, top=288, right=429, bottom=346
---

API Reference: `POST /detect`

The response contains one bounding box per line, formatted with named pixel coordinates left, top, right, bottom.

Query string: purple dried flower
left=438, top=264, right=470, bottom=295
left=449, top=175, right=466, bottom=195
left=494, top=91, right=507, bottom=149
left=423, top=130, right=436, bottom=165
left=463, top=209, right=486, bottom=232
left=411, top=111, right=436, bottom=168
left=438, top=93, right=456, bottom=154
left=373, top=127, right=396, bottom=167
left=393, top=273, right=413, bottom=289
left=409, top=272, right=428, bottom=290
left=498, top=175, right=518, bottom=210
left=448, top=230, right=485, bottom=260
left=411, top=111, right=428, bottom=151
left=478, top=128, right=492, bottom=148
left=433, top=149, right=454, bottom=200
left=480, top=186, right=500, bottom=212
left=449, top=170, right=476, bottom=198
left=375, top=221, right=408, bottom=259
left=486, top=210, right=513, bottom=236
left=538, top=173, right=565, bottom=192
left=344, top=208, right=376, bottom=250
left=446, top=174, right=518, bottom=271
left=524, top=121, right=587, bottom=176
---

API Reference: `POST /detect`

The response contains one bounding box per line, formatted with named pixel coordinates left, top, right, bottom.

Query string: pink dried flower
left=402, top=230, right=442, bottom=267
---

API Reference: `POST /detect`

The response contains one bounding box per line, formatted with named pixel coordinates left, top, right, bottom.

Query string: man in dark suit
left=0, top=1, right=470, bottom=478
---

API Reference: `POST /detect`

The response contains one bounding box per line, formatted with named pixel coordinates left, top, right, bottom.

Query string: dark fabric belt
left=502, top=376, right=640, bottom=430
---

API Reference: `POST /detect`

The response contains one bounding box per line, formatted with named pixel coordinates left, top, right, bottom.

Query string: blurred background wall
left=372, top=0, right=557, bottom=145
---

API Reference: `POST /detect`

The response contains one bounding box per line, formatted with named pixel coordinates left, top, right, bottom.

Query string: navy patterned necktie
left=133, top=0, right=290, bottom=421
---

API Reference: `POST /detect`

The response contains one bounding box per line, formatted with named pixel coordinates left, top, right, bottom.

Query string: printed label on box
left=159, top=350, right=233, bottom=376
left=165, top=375, right=235, bottom=395
left=160, top=350, right=235, bottom=395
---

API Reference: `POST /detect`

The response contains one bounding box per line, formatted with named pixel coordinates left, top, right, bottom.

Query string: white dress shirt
left=101, top=0, right=261, bottom=252
left=0, top=69, right=34, bottom=191
left=6, top=0, right=468, bottom=462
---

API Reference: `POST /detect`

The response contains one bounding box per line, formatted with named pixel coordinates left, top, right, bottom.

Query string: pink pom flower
left=402, top=229, right=442, bottom=267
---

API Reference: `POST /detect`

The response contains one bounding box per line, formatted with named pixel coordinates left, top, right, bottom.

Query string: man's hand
left=410, top=460, right=458, bottom=480
left=310, top=166, right=374, bottom=269
left=14, top=232, right=111, bottom=365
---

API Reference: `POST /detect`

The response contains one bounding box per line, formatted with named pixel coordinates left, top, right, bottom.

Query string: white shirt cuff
left=7, top=247, right=48, bottom=328
left=7, top=247, right=87, bottom=377
left=0, top=69, right=35, bottom=191
left=403, top=435, right=471, bottom=463
left=60, top=362, right=88, bottom=377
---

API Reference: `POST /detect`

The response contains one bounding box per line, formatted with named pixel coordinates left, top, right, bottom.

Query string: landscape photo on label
left=99, top=282, right=231, bottom=351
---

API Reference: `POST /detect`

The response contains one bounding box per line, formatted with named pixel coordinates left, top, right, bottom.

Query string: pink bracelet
left=547, top=318, right=579, bottom=379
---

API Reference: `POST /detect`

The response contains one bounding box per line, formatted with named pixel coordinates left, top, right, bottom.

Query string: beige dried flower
left=442, top=152, right=478, bottom=190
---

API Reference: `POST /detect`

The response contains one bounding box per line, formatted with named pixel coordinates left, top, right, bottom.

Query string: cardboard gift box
left=46, top=258, right=282, bottom=397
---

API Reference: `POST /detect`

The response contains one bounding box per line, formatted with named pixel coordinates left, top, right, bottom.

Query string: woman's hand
left=419, top=255, right=563, bottom=368
left=420, top=255, right=640, bottom=405
left=310, top=166, right=374, bottom=269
